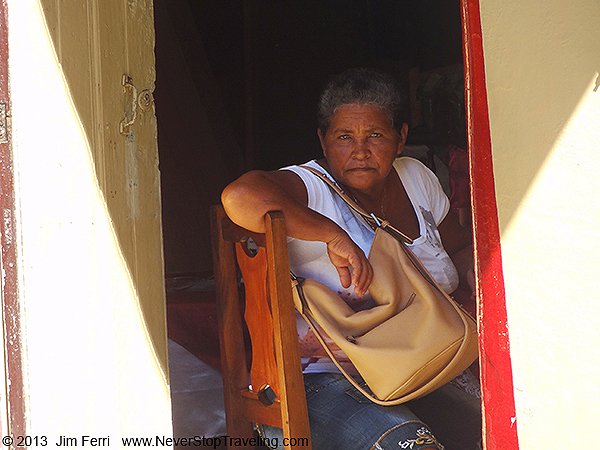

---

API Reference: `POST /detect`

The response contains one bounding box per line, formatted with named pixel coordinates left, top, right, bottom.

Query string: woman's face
left=318, top=103, right=408, bottom=194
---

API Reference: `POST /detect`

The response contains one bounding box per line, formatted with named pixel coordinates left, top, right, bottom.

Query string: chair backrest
left=210, top=205, right=311, bottom=450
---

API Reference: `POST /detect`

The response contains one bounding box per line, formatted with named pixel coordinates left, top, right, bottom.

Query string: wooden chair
left=210, top=205, right=311, bottom=450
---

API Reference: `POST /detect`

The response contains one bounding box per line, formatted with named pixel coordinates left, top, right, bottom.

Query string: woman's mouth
left=347, top=167, right=375, bottom=172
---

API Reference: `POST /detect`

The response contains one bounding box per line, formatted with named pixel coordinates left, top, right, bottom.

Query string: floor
left=167, top=275, right=272, bottom=449
left=168, top=339, right=226, bottom=439
left=166, top=275, right=227, bottom=439
left=169, top=341, right=270, bottom=450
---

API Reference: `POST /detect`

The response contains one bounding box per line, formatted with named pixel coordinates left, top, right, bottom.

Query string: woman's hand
left=326, top=232, right=373, bottom=297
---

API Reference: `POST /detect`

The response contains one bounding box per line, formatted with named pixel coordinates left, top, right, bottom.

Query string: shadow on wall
left=480, top=3, right=600, bottom=231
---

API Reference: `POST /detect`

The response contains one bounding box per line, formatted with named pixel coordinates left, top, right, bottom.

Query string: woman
left=222, top=68, right=480, bottom=450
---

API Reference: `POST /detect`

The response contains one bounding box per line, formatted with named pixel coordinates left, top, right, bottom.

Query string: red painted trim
left=460, top=1, right=520, bottom=448
left=0, top=0, right=27, bottom=439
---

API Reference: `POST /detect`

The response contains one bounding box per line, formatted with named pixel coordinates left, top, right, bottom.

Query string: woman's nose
left=352, top=139, right=370, bottom=159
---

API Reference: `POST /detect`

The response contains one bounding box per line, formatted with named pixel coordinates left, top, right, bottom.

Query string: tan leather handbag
left=292, top=166, right=479, bottom=405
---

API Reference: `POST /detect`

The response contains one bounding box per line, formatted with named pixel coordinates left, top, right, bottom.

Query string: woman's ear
left=396, top=123, right=409, bottom=156
left=317, top=128, right=327, bottom=155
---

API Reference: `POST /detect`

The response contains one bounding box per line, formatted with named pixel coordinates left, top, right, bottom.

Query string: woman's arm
left=221, top=170, right=373, bottom=295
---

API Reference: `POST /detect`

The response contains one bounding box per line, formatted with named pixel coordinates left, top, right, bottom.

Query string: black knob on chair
left=257, top=384, right=277, bottom=405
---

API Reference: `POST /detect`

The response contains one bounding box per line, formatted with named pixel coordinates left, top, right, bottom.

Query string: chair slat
left=235, top=244, right=280, bottom=396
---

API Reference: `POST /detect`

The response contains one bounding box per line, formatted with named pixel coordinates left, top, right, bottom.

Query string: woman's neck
left=315, top=158, right=395, bottom=215
left=345, top=178, right=389, bottom=216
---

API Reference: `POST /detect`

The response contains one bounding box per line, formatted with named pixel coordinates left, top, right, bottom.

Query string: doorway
left=153, top=0, right=477, bottom=440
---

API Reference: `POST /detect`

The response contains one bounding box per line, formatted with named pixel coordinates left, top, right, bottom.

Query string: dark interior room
left=153, top=0, right=470, bottom=438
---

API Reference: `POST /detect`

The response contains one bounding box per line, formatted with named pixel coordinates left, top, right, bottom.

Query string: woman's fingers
left=335, top=266, right=352, bottom=289
left=347, top=252, right=370, bottom=296
left=359, top=257, right=373, bottom=296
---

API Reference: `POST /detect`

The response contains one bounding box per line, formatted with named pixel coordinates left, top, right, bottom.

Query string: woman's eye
left=370, top=132, right=382, bottom=138
left=338, top=134, right=351, bottom=140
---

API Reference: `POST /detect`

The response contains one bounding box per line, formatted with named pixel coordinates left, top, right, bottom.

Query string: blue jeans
left=257, top=372, right=481, bottom=450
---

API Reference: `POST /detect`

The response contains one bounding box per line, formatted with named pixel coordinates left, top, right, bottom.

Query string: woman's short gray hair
left=317, top=68, right=406, bottom=133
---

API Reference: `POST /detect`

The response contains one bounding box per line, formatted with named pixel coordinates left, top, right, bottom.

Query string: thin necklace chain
left=380, top=184, right=387, bottom=218
left=347, top=182, right=388, bottom=219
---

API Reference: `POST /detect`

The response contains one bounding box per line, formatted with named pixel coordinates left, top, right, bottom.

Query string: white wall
left=480, top=1, right=600, bottom=448
left=7, top=0, right=172, bottom=444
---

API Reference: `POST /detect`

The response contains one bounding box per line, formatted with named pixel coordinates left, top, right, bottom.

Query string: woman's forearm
left=221, top=170, right=342, bottom=243
left=221, top=170, right=375, bottom=295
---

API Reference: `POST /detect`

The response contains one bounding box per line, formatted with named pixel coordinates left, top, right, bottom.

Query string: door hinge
left=119, top=74, right=155, bottom=135
left=0, top=103, right=8, bottom=144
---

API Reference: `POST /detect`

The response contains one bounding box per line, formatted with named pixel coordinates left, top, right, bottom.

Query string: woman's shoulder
left=281, top=159, right=334, bottom=179
left=393, top=156, right=432, bottom=175
left=280, top=160, right=337, bottom=210
left=394, top=156, right=449, bottom=221
left=393, top=156, right=440, bottom=189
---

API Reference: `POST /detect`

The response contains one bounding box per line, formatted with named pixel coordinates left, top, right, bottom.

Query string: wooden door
left=40, top=0, right=168, bottom=371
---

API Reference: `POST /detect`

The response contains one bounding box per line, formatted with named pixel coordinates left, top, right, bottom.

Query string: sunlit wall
left=480, top=1, right=600, bottom=448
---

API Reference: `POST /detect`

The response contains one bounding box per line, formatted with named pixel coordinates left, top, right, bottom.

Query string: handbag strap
left=300, top=165, right=414, bottom=244
left=301, top=164, right=446, bottom=287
